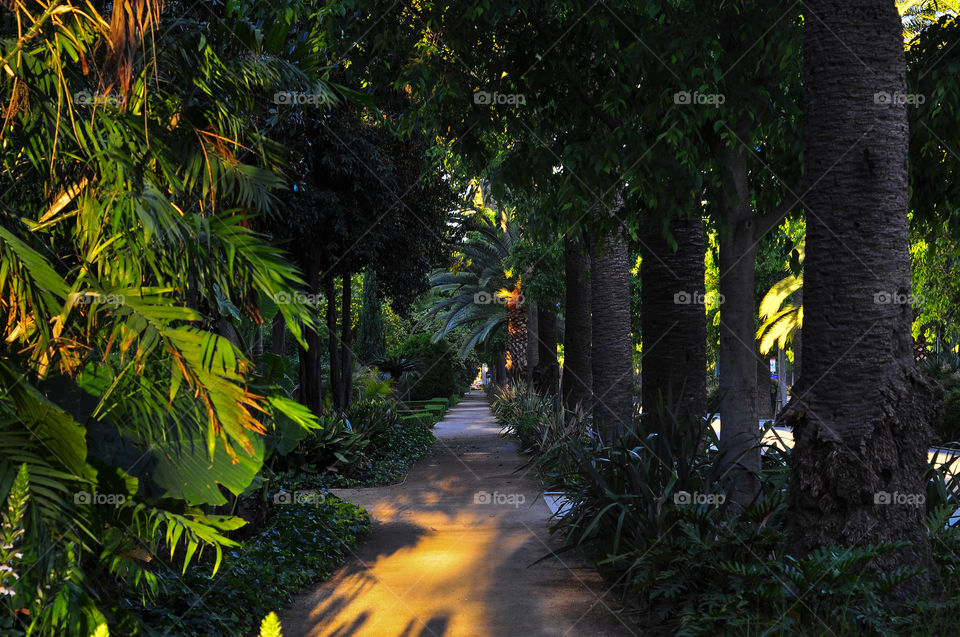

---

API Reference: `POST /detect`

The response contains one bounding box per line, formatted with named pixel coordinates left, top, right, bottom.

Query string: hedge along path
left=281, top=390, right=633, bottom=637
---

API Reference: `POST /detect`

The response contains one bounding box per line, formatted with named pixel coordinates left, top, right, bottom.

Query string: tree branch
left=754, top=191, right=801, bottom=241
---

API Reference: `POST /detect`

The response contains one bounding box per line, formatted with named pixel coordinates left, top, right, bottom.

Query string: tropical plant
left=757, top=241, right=804, bottom=355
left=424, top=193, right=526, bottom=373
left=0, top=1, right=335, bottom=632
left=388, top=333, right=469, bottom=401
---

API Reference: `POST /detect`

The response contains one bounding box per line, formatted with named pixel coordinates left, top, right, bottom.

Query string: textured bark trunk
left=506, top=290, right=528, bottom=384
left=640, top=213, right=707, bottom=439
left=271, top=314, right=285, bottom=356
left=325, top=277, right=342, bottom=411
left=716, top=135, right=761, bottom=509
left=340, top=274, right=353, bottom=408
left=785, top=0, right=940, bottom=598
left=252, top=325, right=263, bottom=358
left=526, top=300, right=539, bottom=388
left=535, top=307, right=560, bottom=397
left=758, top=350, right=774, bottom=421
left=591, top=228, right=634, bottom=442
left=298, top=265, right=323, bottom=416
left=563, top=233, right=592, bottom=411
left=793, top=327, right=802, bottom=380
left=495, top=351, right=507, bottom=387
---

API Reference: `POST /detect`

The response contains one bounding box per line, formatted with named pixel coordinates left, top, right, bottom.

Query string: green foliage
left=276, top=413, right=435, bottom=490
left=505, top=392, right=960, bottom=635
left=390, top=334, right=471, bottom=401
left=0, top=1, right=337, bottom=632
left=920, top=350, right=960, bottom=444
left=125, top=497, right=370, bottom=636
left=0, top=464, right=29, bottom=611
left=490, top=384, right=590, bottom=488
left=423, top=209, right=518, bottom=359
left=355, top=272, right=387, bottom=366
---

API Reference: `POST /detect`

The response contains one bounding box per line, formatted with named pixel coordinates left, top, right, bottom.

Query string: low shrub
left=399, top=411, right=440, bottom=427
left=317, top=417, right=435, bottom=488
left=493, top=383, right=960, bottom=635
left=389, top=334, right=471, bottom=400
left=122, top=497, right=370, bottom=636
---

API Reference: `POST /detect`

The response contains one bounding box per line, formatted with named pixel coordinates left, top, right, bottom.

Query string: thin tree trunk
left=535, top=306, right=560, bottom=397
left=325, top=277, right=342, bottom=411
left=271, top=313, right=285, bottom=356
left=506, top=292, right=528, bottom=384
left=495, top=351, right=507, bottom=387
left=563, top=233, right=592, bottom=412
left=526, top=300, right=539, bottom=388
left=341, top=274, right=353, bottom=408
left=758, top=350, right=774, bottom=421
left=715, top=134, right=761, bottom=509
left=777, top=346, right=787, bottom=411
left=591, top=227, right=634, bottom=441
left=793, top=327, right=802, bottom=379
left=640, top=212, right=707, bottom=440
left=298, top=264, right=323, bottom=415
left=785, top=0, right=940, bottom=598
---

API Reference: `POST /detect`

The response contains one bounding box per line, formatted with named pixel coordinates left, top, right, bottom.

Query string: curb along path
left=281, top=390, right=633, bottom=637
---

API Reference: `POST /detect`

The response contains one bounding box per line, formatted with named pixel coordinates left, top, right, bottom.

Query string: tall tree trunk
left=298, top=263, right=323, bottom=415
left=563, top=233, right=592, bottom=411
left=715, top=135, right=762, bottom=509
left=535, top=306, right=560, bottom=397
left=325, top=277, right=342, bottom=411
left=793, top=327, right=802, bottom=380
left=785, top=0, right=940, bottom=597
left=591, top=228, right=634, bottom=441
left=495, top=351, right=508, bottom=387
left=252, top=325, right=263, bottom=358
left=506, top=289, right=528, bottom=384
left=777, top=346, right=787, bottom=412
left=640, top=212, right=707, bottom=440
left=341, top=273, right=353, bottom=408
left=758, top=350, right=774, bottom=421
left=271, top=314, right=285, bottom=356
left=526, top=300, right=539, bottom=388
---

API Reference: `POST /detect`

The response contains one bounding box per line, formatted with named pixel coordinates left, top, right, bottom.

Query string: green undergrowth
left=120, top=497, right=370, bottom=636
left=490, top=384, right=960, bottom=636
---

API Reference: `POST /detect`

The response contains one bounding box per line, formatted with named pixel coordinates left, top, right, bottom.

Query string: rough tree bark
left=271, top=314, right=285, bottom=356
left=640, top=212, right=707, bottom=439
left=325, top=277, right=342, bottom=410
left=591, top=227, right=634, bottom=442
left=526, top=300, right=539, bottom=388
left=784, top=0, right=941, bottom=597
left=758, top=350, right=774, bottom=421
left=340, top=274, right=353, bottom=408
left=535, top=306, right=560, bottom=397
left=495, top=351, right=508, bottom=387
left=563, top=233, right=593, bottom=412
left=298, top=263, right=324, bottom=416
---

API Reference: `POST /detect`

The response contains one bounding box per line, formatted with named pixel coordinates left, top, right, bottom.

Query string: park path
left=280, top=390, right=633, bottom=637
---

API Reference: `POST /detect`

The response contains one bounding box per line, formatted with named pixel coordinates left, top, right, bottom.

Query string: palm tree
left=640, top=212, right=708, bottom=439
left=898, top=0, right=960, bottom=42
left=0, top=2, right=328, bottom=631
left=757, top=241, right=804, bottom=357
left=590, top=225, right=634, bottom=441
left=785, top=0, right=940, bottom=596
left=562, top=232, right=593, bottom=411
left=425, top=205, right=527, bottom=382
